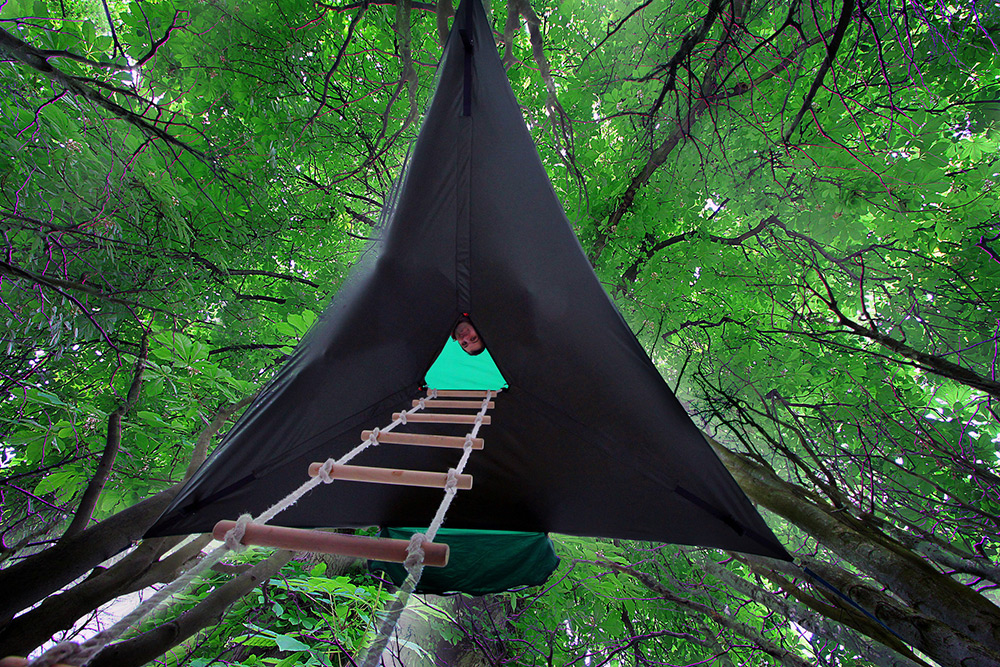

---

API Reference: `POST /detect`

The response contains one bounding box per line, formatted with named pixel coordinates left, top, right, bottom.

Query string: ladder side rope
left=358, top=390, right=493, bottom=667
left=29, top=392, right=439, bottom=667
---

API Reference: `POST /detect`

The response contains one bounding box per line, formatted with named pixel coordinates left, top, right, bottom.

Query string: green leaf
left=34, top=470, right=79, bottom=496
left=273, top=634, right=310, bottom=652
left=25, top=389, right=66, bottom=407
left=137, top=411, right=170, bottom=428
left=273, top=652, right=306, bottom=667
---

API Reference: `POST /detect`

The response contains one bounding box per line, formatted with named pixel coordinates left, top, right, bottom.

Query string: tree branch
left=592, top=21, right=836, bottom=262
left=0, top=535, right=183, bottom=656
left=303, top=2, right=367, bottom=132
left=87, top=550, right=294, bottom=667
left=514, top=0, right=586, bottom=189
left=60, top=334, right=149, bottom=542
left=706, top=436, right=1000, bottom=656
left=598, top=559, right=816, bottom=667
left=579, top=0, right=655, bottom=68
left=227, top=269, right=319, bottom=289
left=436, top=0, right=454, bottom=47
left=234, top=293, right=286, bottom=304
left=622, top=215, right=778, bottom=284
left=725, top=556, right=933, bottom=667
left=646, top=0, right=726, bottom=118
left=782, top=0, right=855, bottom=142
left=0, top=27, right=218, bottom=171
left=813, top=280, right=1000, bottom=399
left=394, top=0, right=420, bottom=130
left=0, top=486, right=181, bottom=625
left=319, top=0, right=434, bottom=10
left=207, top=343, right=286, bottom=358
left=183, top=395, right=256, bottom=481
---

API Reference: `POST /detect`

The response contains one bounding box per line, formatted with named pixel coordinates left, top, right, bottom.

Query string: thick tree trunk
left=0, top=397, right=243, bottom=630
left=0, top=537, right=170, bottom=657
left=701, top=558, right=930, bottom=667
left=128, top=535, right=214, bottom=590
left=86, top=550, right=293, bottom=667
left=794, top=557, right=1000, bottom=667
left=0, top=486, right=179, bottom=625
left=709, top=439, right=1000, bottom=664
left=0, top=535, right=210, bottom=657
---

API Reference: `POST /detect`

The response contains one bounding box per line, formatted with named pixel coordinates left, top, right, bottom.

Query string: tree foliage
left=1, top=0, right=999, bottom=665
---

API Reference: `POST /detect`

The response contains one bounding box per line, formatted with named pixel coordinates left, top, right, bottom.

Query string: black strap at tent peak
left=460, top=34, right=473, bottom=116
left=459, top=0, right=476, bottom=116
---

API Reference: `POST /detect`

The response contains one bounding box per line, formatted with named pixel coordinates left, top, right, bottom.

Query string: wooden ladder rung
left=308, top=463, right=473, bottom=489
left=428, top=389, right=497, bottom=398
left=361, top=430, right=484, bottom=449
left=212, top=521, right=449, bottom=567
left=413, top=399, right=494, bottom=409
left=393, top=412, right=491, bottom=424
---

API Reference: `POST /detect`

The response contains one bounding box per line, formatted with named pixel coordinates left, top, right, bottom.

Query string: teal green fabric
left=424, top=339, right=507, bottom=391
left=370, top=528, right=559, bottom=595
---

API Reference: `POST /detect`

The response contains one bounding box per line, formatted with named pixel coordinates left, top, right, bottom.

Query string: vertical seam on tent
left=456, top=117, right=472, bottom=312
left=455, top=0, right=475, bottom=313
left=455, top=106, right=472, bottom=312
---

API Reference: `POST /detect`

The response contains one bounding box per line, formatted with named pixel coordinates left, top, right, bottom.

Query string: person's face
left=454, top=321, right=484, bottom=355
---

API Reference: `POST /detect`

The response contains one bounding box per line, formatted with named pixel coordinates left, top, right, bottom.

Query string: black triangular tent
left=148, top=0, right=789, bottom=563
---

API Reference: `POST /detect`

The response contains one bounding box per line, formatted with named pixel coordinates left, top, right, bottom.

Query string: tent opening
left=424, top=338, right=507, bottom=391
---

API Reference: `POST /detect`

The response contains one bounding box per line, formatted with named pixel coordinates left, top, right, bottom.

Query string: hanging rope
left=27, top=392, right=440, bottom=667
left=357, top=391, right=492, bottom=667
left=800, top=565, right=906, bottom=643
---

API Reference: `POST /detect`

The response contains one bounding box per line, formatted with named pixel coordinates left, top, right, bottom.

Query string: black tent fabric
left=148, top=0, right=789, bottom=562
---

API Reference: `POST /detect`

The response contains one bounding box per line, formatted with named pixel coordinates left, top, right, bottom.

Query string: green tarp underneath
left=370, top=527, right=559, bottom=595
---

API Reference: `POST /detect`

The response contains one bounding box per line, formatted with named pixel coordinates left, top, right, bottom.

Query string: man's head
left=451, top=317, right=485, bottom=355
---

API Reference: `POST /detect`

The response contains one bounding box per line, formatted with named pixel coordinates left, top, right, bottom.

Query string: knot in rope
left=399, top=411, right=407, bottom=425
left=430, top=388, right=438, bottom=398
left=224, top=514, right=252, bottom=552
left=404, top=532, right=427, bottom=569
left=463, top=435, right=474, bottom=451
left=368, top=427, right=380, bottom=446
left=317, top=458, right=336, bottom=484
left=417, top=397, right=426, bottom=409
left=474, top=414, right=483, bottom=426
left=445, top=468, right=459, bottom=491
